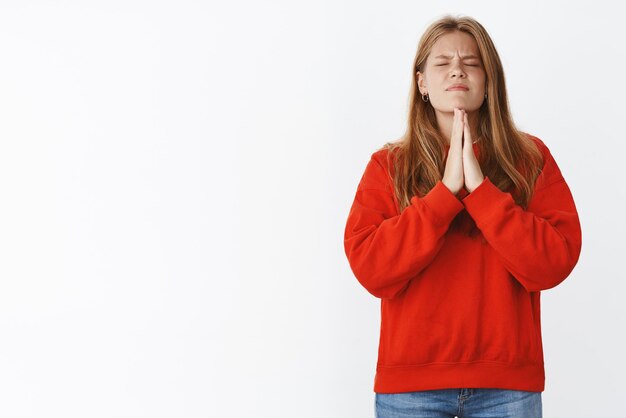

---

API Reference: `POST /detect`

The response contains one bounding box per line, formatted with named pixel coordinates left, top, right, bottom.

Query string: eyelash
left=436, top=64, right=479, bottom=67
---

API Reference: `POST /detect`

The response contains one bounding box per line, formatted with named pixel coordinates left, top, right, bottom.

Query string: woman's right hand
left=442, top=107, right=465, bottom=195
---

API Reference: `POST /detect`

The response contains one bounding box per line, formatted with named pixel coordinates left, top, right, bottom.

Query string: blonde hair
left=382, top=14, right=543, bottom=233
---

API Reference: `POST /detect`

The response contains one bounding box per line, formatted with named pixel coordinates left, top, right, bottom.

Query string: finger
left=463, top=118, right=474, bottom=153
left=451, top=109, right=463, bottom=146
left=451, top=109, right=459, bottom=140
left=463, top=112, right=472, bottom=144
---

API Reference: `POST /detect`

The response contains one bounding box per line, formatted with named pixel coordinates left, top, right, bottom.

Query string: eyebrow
left=433, top=54, right=480, bottom=59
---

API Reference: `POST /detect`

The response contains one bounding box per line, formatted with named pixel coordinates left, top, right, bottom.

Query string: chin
left=449, top=103, right=478, bottom=112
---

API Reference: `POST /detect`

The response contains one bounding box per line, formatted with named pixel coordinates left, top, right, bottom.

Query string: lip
left=447, top=84, right=469, bottom=91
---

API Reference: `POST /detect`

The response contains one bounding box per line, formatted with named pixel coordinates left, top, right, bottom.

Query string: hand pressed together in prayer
left=442, top=107, right=485, bottom=195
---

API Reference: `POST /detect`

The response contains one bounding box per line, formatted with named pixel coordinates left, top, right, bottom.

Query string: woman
left=343, top=14, right=582, bottom=418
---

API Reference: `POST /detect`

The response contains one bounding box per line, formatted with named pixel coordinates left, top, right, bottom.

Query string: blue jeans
left=375, top=388, right=542, bottom=418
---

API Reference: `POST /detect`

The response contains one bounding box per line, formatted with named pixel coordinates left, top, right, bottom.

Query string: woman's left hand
left=462, top=111, right=485, bottom=193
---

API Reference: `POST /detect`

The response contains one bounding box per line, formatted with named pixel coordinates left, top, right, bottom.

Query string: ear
left=416, top=71, right=426, bottom=94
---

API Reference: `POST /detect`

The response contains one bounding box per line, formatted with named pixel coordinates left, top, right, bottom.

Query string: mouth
left=447, top=87, right=469, bottom=91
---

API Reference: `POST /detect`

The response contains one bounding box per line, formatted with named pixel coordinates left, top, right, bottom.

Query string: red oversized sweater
left=343, top=134, right=582, bottom=393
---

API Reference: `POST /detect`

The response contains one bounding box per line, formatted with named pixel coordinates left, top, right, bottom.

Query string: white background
left=0, top=1, right=622, bottom=417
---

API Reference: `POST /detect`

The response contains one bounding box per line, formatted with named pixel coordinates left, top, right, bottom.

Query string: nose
left=450, top=61, right=466, bottom=78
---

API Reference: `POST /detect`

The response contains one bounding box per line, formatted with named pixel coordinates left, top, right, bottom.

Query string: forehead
left=430, top=31, right=480, bottom=58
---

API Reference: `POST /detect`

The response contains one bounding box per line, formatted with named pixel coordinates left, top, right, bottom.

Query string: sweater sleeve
left=461, top=142, right=582, bottom=292
left=344, top=151, right=465, bottom=299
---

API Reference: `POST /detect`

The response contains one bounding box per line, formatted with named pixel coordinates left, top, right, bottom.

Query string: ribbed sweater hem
left=374, top=360, right=545, bottom=393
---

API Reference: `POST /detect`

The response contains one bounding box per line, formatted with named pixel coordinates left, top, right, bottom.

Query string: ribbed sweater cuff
left=414, top=180, right=465, bottom=227
left=461, top=176, right=508, bottom=227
